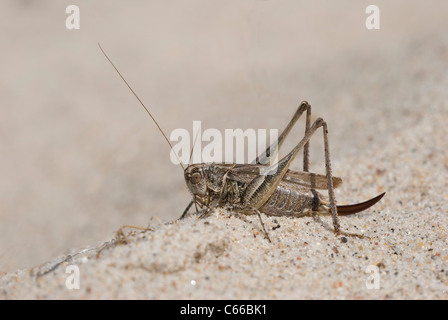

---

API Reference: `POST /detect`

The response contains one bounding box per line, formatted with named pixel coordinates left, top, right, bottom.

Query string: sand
left=1, top=1, right=448, bottom=299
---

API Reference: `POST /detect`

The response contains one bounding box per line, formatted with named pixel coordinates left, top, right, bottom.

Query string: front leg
left=218, top=165, right=236, bottom=206
left=179, top=201, right=194, bottom=220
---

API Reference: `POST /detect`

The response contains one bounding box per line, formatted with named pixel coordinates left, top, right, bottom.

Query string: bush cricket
left=99, top=44, right=385, bottom=241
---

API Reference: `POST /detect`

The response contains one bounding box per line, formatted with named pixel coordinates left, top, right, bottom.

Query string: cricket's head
left=184, top=164, right=208, bottom=197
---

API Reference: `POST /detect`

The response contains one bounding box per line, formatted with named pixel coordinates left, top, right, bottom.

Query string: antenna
left=98, top=43, right=184, bottom=170
left=188, top=126, right=201, bottom=166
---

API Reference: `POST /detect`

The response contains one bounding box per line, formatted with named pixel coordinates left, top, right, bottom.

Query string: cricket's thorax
left=204, top=164, right=246, bottom=207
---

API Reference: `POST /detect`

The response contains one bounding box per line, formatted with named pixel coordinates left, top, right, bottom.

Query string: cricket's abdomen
left=259, top=182, right=323, bottom=217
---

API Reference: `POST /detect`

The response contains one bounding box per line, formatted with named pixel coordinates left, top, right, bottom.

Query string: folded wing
left=226, top=164, right=342, bottom=190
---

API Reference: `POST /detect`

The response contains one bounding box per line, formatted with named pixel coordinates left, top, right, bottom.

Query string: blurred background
left=1, top=0, right=447, bottom=272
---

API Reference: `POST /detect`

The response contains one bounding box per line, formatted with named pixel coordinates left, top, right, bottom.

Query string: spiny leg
left=312, top=214, right=369, bottom=239
left=302, top=118, right=340, bottom=233
left=254, top=101, right=312, bottom=167
left=180, top=195, right=202, bottom=220
left=243, top=117, right=341, bottom=233
left=233, top=208, right=272, bottom=243
left=302, top=102, right=311, bottom=172
left=179, top=200, right=194, bottom=220
left=321, top=120, right=340, bottom=233
left=243, top=117, right=327, bottom=208
left=255, top=209, right=272, bottom=243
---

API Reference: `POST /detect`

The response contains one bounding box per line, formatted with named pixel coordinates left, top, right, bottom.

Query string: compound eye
left=191, top=172, right=202, bottom=184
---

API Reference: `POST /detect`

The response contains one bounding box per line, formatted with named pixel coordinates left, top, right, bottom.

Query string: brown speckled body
left=184, top=163, right=332, bottom=218
left=260, top=183, right=321, bottom=217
